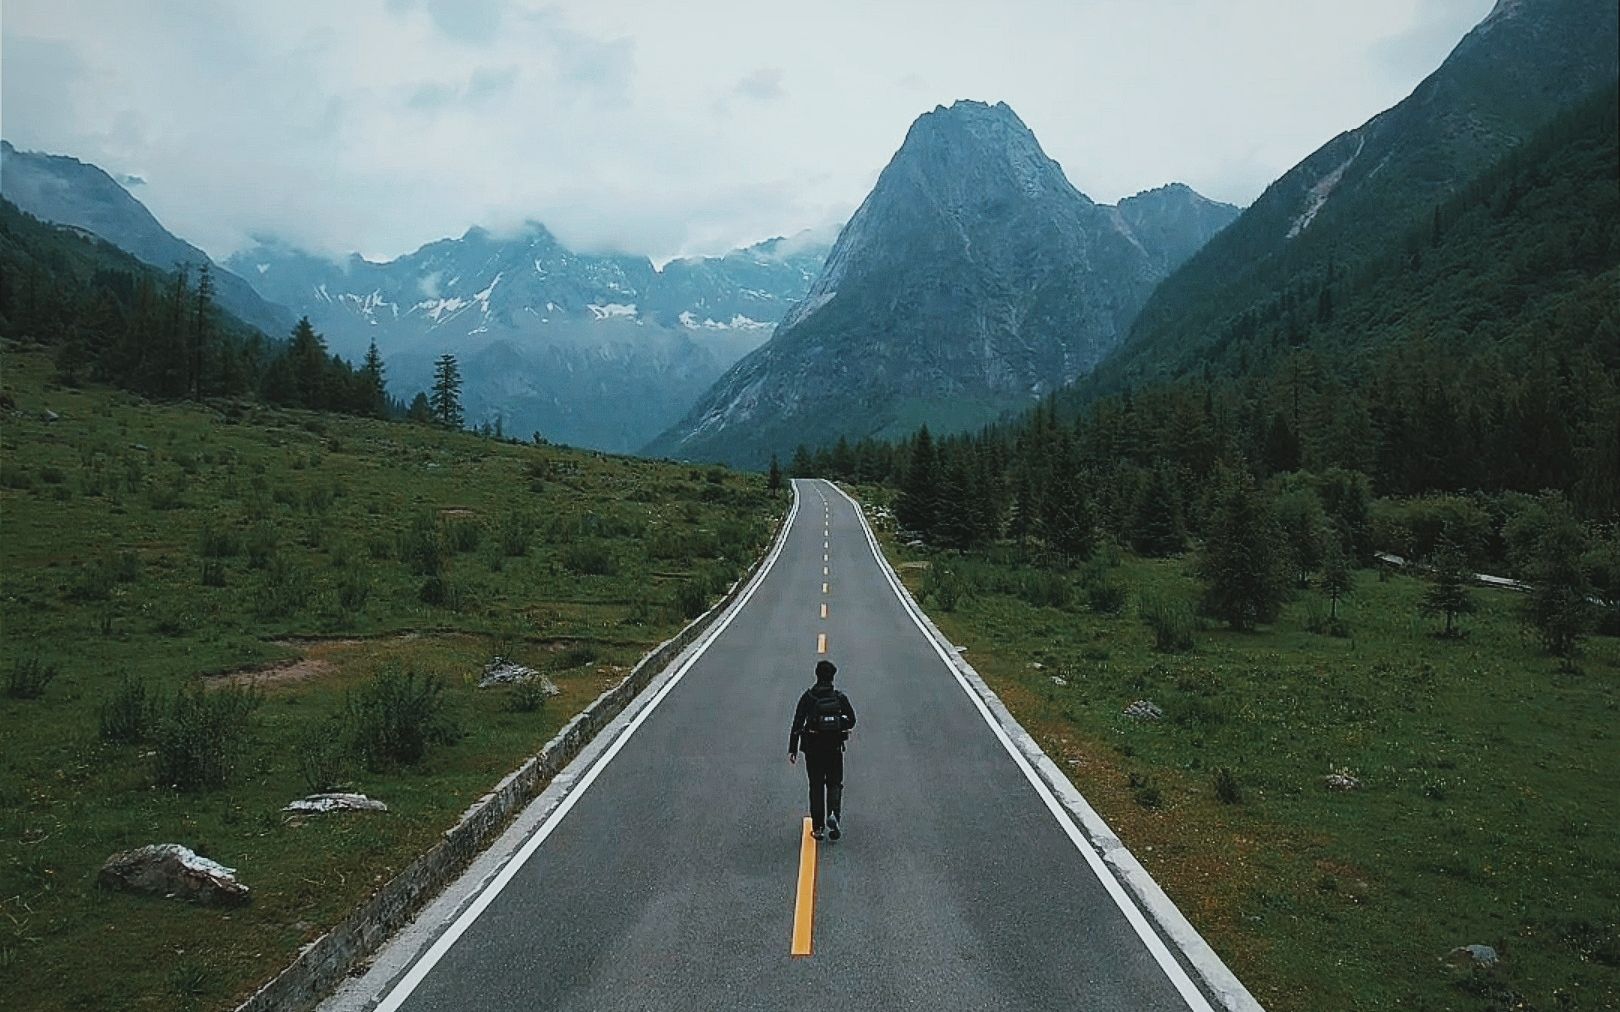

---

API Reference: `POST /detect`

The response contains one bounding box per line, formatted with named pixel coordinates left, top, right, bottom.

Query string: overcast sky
left=2, top=0, right=1495, bottom=263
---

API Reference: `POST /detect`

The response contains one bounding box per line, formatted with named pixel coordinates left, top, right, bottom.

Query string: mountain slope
left=226, top=227, right=828, bottom=451
left=0, top=140, right=293, bottom=338
left=645, top=100, right=1237, bottom=467
left=1074, top=0, right=1619, bottom=397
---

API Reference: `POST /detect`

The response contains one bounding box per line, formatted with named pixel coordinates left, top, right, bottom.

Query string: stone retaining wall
left=234, top=503, right=789, bottom=1012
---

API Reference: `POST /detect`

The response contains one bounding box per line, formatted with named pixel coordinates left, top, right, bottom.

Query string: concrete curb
left=235, top=493, right=795, bottom=1012
left=834, top=482, right=1264, bottom=1012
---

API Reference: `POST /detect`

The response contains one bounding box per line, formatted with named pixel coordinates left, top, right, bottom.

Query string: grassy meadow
left=0, top=345, right=782, bottom=1010
left=857, top=488, right=1620, bottom=1012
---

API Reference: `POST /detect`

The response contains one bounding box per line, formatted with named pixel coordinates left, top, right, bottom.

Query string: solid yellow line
left=817, top=633, right=827, bottom=654
left=820, top=603, right=828, bottom=619
left=791, top=817, right=817, bottom=956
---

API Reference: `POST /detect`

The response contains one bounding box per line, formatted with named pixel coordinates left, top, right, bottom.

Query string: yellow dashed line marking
left=791, top=817, right=817, bottom=956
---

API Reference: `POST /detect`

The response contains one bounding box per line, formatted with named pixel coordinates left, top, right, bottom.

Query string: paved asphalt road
left=380, top=479, right=1208, bottom=1011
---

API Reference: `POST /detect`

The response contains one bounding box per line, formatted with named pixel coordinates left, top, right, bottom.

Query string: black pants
left=804, top=747, right=843, bottom=831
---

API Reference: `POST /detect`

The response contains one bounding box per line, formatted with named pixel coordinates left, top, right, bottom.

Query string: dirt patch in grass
left=212, top=655, right=336, bottom=688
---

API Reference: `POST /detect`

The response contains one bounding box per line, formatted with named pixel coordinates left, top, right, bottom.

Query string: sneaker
left=827, top=813, right=841, bottom=841
left=811, top=827, right=825, bottom=841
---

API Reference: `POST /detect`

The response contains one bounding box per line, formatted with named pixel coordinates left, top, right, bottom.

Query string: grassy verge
left=0, top=346, right=782, bottom=1011
left=852, top=486, right=1620, bottom=1012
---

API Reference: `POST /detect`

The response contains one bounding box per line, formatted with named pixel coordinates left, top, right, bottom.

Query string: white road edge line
left=827, top=479, right=1259, bottom=1012
left=373, top=484, right=804, bottom=1012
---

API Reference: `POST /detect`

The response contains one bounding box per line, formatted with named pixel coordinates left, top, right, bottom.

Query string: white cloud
left=1, top=0, right=1496, bottom=264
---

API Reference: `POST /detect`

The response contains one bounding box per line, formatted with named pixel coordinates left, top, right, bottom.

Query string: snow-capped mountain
left=645, top=100, right=1238, bottom=466
left=227, top=225, right=830, bottom=451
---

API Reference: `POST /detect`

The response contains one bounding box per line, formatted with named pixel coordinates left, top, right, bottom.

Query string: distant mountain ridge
left=1074, top=0, right=1620, bottom=397
left=645, top=100, right=1238, bottom=466
left=0, top=140, right=293, bottom=338
left=228, top=226, right=831, bottom=451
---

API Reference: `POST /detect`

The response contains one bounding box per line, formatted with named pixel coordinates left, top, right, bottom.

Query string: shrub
left=337, top=570, right=371, bottom=611
left=152, top=684, right=260, bottom=791
left=444, top=516, right=482, bottom=553
left=499, top=511, right=537, bottom=557
left=5, top=655, right=59, bottom=699
left=674, top=578, right=712, bottom=619
left=98, top=673, right=153, bottom=743
left=418, top=575, right=463, bottom=609
left=1140, top=592, right=1196, bottom=653
left=344, top=667, right=461, bottom=768
left=556, top=643, right=599, bottom=670
left=398, top=514, right=445, bottom=576
left=507, top=679, right=549, bottom=713
left=64, top=562, right=112, bottom=602
left=1019, top=570, right=1073, bottom=609
left=254, top=558, right=313, bottom=618
left=1129, top=772, right=1163, bottom=809
left=196, top=521, right=241, bottom=559
left=1213, top=767, right=1242, bottom=804
left=200, top=558, right=227, bottom=588
left=111, top=550, right=141, bottom=583
left=296, top=719, right=348, bottom=792
left=1086, top=580, right=1128, bottom=615
left=921, top=563, right=967, bottom=611
left=244, top=523, right=279, bottom=569
left=560, top=540, right=616, bottom=576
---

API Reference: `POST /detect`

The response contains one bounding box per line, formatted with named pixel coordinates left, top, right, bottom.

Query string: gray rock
left=1324, top=770, right=1364, bottom=791
left=477, top=657, right=560, bottom=693
left=1445, top=944, right=1499, bottom=969
left=1049, top=676, right=1068, bottom=687
left=1123, top=699, right=1163, bottom=721
left=41, top=409, right=59, bottom=423
left=283, top=792, right=389, bottom=815
left=97, top=843, right=250, bottom=906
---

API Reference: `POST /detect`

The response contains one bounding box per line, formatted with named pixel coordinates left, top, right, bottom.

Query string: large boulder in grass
left=283, top=792, right=389, bottom=815
left=97, top=844, right=250, bottom=906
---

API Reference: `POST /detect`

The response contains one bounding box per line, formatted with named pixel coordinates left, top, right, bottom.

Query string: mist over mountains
left=0, top=140, right=292, bottom=338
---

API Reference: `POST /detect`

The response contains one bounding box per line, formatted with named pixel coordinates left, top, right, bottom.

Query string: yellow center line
left=816, top=632, right=827, bottom=653
left=820, top=603, right=828, bottom=619
left=791, top=817, right=817, bottom=956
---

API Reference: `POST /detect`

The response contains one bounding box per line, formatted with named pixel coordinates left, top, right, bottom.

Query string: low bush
left=1213, top=766, right=1243, bottom=804
left=1086, top=580, right=1128, bottom=615
left=1139, top=592, right=1196, bottom=653
left=560, top=540, right=616, bottom=576
left=296, top=718, right=348, bottom=793
left=344, top=667, right=461, bottom=769
left=444, top=516, right=483, bottom=553
left=98, top=673, right=154, bottom=744
left=152, top=683, right=260, bottom=791
left=5, top=655, right=59, bottom=699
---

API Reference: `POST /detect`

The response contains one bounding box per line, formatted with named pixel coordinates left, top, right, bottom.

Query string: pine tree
left=360, top=339, right=388, bottom=417
left=896, top=426, right=940, bottom=540
left=287, top=317, right=328, bottom=409
left=789, top=444, right=814, bottom=478
left=1196, top=466, right=1287, bottom=630
left=1320, top=541, right=1354, bottom=621
left=1523, top=504, right=1592, bottom=662
left=190, top=263, right=214, bottom=399
left=1419, top=542, right=1475, bottom=638
left=407, top=392, right=433, bottom=423
left=429, top=353, right=463, bottom=428
left=1127, top=465, right=1184, bottom=557
left=1274, top=486, right=1330, bottom=586
left=767, top=454, right=783, bottom=492
left=1043, top=467, right=1096, bottom=563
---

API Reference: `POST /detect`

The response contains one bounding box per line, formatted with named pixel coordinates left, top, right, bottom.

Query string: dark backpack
left=807, top=689, right=845, bottom=738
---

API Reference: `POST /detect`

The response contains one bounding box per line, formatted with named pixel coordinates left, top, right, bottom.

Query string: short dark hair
left=815, top=659, right=837, bottom=681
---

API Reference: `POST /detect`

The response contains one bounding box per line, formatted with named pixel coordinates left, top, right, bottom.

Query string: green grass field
left=860, top=490, right=1620, bottom=1012
left=0, top=346, right=782, bottom=1010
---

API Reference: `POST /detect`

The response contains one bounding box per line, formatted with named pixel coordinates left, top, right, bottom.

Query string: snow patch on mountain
left=587, top=302, right=638, bottom=321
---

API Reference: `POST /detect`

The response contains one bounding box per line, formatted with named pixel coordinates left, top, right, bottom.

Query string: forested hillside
left=0, top=199, right=394, bottom=417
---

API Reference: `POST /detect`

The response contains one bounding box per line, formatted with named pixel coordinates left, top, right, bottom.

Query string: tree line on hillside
left=0, top=198, right=493, bottom=435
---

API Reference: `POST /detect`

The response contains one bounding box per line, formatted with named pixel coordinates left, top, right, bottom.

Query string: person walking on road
left=788, top=660, right=857, bottom=841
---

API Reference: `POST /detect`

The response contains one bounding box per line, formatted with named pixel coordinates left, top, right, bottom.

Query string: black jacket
left=789, top=684, right=857, bottom=753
